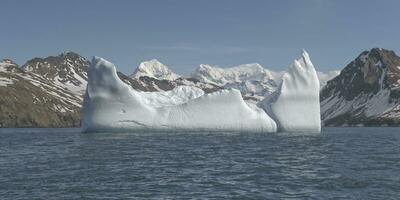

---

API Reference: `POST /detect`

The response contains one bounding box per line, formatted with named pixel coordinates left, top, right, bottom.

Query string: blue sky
left=1, top=0, right=400, bottom=74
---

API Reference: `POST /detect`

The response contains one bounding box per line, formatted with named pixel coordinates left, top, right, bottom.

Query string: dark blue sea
left=0, top=128, right=399, bottom=199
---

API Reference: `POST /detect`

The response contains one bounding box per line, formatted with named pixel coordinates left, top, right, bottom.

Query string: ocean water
left=0, top=128, right=399, bottom=199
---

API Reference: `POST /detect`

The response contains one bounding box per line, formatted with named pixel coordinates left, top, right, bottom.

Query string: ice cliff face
left=260, top=50, right=321, bottom=132
left=81, top=57, right=277, bottom=133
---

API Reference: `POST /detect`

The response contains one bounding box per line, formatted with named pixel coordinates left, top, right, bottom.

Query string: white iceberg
left=81, top=57, right=277, bottom=133
left=260, top=50, right=321, bottom=132
left=82, top=50, right=321, bottom=133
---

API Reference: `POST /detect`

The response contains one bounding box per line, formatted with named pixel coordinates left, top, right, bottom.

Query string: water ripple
left=0, top=128, right=399, bottom=199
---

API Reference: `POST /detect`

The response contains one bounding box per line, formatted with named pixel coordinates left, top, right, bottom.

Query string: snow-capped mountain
left=130, top=59, right=339, bottom=101
left=320, top=48, right=400, bottom=126
left=0, top=57, right=84, bottom=127
left=0, top=59, right=20, bottom=74
left=131, top=59, right=180, bottom=81
left=192, top=63, right=278, bottom=86
left=127, top=59, right=220, bottom=94
left=0, top=55, right=221, bottom=128
left=191, top=63, right=281, bottom=100
left=191, top=63, right=338, bottom=100
left=22, top=51, right=89, bottom=97
left=317, top=71, right=341, bottom=88
left=120, top=73, right=221, bottom=94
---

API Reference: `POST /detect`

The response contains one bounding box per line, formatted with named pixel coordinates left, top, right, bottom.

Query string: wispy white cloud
left=144, top=43, right=196, bottom=51
left=143, top=43, right=254, bottom=54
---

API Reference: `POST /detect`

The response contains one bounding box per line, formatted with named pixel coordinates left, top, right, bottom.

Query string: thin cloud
left=143, top=43, right=254, bottom=54
left=144, top=43, right=196, bottom=51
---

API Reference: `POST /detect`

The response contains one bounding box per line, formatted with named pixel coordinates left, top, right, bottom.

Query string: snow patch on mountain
left=0, top=77, right=14, bottom=86
left=321, top=89, right=400, bottom=123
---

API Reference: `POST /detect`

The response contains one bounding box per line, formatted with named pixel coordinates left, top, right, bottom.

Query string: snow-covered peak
left=132, top=59, right=180, bottom=81
left=0, top=58, right=16, bottom=65
left=21, top=52, right=90, bottom=96
left=192, top=63, right=275, bottom=86
left=0, top=59, right=19, bottom=73
left=0, top=59, right=17, bottom=67
left=317, top=70, right=340, bottom=88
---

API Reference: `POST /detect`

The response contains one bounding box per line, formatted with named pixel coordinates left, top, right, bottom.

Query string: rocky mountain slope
left=22, top=52, right=89, bottom=97
left=0, top=56, right=85, bottom=127
left=321, top=48, right=400, bottom=126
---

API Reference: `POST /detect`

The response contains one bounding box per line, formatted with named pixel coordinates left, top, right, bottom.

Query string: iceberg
left=81, top=50, right=321, bottom=133
left=260, top=50, right=321, bottom=132
left=81, top=57, right=277, bottom=133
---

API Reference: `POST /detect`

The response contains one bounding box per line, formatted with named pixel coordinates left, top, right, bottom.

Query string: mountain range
left=1, top=48, right=399, bottom=127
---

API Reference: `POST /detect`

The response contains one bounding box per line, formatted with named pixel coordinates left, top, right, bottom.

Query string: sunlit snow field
left=0, top=128, right=399, bottom=199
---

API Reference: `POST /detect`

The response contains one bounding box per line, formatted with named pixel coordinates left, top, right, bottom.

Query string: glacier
left=81, top=57, right=277, bottom=133
left=260, top=50, right=321, bottom=132
left=81, top=50, right=321, bottom=133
